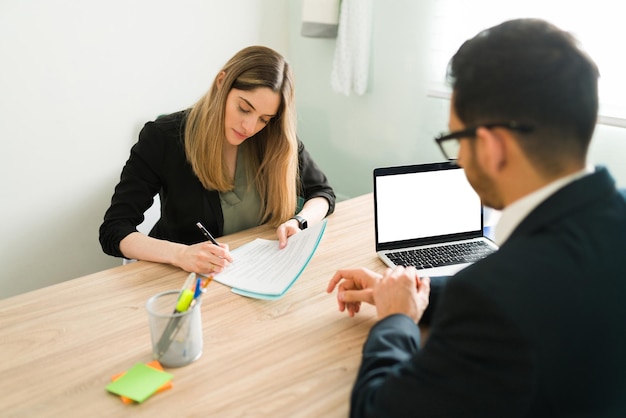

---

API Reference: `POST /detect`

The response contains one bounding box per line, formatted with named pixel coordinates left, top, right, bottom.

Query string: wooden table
left=0, top=193, right=392, bottom=417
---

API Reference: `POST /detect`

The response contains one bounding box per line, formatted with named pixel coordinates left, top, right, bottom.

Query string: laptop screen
left=374, top=163, right=483, bottom=248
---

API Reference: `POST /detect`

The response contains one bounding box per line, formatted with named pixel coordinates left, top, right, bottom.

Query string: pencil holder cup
left=146, top=290, right=203, bottom=368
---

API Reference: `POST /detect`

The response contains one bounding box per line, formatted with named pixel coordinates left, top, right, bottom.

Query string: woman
left=99, top=46, right=336, bottom=275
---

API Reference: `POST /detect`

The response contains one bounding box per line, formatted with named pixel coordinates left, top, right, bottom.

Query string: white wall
left=0, top=0, right=288, bottom=298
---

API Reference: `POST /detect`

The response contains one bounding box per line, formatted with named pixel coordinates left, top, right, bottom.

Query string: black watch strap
left=291, top=215, right=308, bottom=230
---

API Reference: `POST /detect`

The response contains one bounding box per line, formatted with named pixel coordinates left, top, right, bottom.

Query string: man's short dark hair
left=447, top=18, right=599, bottom=174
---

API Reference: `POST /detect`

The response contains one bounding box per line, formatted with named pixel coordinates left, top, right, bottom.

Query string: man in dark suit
left=327, top=19, right=626, bottom=417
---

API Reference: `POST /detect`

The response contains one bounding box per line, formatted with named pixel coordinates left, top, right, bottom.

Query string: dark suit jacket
left=99, top=111, right=336, bottom=257
left=352, top=167, right=626, bottom=417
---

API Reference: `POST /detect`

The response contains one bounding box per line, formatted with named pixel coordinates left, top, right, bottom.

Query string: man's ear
left=475, top=126, right=507, bottom=175
left=216, top=71, right=226, bottom=88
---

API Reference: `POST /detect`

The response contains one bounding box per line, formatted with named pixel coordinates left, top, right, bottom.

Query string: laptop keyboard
left=386, top=240, right=495, bottom=269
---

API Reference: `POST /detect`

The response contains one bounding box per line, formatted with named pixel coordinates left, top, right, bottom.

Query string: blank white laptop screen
left=375, top=167, right=481, bottom=244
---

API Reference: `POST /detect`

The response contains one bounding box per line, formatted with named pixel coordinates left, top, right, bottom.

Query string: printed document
left=213, top=219, right=326, bottom=299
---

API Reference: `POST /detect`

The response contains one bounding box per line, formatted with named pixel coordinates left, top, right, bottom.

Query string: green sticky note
left=106, top=363, right=173, bottom=403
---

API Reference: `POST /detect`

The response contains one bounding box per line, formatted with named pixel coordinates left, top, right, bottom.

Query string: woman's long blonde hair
left=184, top=46, right=298, bottom=227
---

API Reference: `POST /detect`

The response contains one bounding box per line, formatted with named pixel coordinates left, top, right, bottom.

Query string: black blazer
left=352, top=167, right=626, bottom=417
left=99, top=111, right=335, bottom=257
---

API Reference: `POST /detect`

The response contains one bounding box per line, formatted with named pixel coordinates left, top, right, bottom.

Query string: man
left=327, top=19, right=626, bottom=417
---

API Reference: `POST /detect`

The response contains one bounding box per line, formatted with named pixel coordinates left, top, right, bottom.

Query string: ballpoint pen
left=196, top=222, right=219, bottom=246
left=193, top=276, right=203, bottom=299
left=189, top=275, right=213, bottom=309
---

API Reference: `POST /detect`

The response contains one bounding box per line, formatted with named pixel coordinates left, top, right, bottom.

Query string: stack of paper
left=213, top=219, right=327, bottom=299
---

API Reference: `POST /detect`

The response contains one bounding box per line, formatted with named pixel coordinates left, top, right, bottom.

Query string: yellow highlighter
left=173, top=272, right=197, bottom=312
left=175, top=288, right=194, bottom=313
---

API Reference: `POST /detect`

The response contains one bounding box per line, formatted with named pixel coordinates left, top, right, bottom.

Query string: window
left=426, top=0, right=626, bottom=127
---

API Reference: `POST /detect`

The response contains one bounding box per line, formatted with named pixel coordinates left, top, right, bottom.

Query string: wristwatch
left=291, top=215, right=308, bottom=230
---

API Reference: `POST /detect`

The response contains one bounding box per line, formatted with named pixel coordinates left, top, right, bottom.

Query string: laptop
left=374, top=162, right=498, bottom=277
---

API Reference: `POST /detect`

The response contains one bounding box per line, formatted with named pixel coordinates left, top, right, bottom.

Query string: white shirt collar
left=494, top=166, right=593, bottom=246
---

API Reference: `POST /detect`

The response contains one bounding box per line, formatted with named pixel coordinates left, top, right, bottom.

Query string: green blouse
left=219, top=151, right=262, bottom=235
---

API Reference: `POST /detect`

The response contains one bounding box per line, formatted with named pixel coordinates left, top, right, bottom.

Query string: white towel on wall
left=301, top=0, right=340, bottom=38
left=331, top=0, right=374, bottom=96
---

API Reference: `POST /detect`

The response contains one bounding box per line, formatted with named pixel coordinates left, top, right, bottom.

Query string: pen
left=189, top=275, right=213, bottom=309
left=192, top=276, right=203, bottom=300
left=196, top=222, right=219, bottom=246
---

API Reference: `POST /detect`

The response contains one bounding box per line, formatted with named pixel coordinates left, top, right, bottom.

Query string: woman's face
left=223, top=87, right=281, bottom=147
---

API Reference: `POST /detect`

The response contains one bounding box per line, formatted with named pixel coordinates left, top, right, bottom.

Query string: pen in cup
left=193, top=276, right=202, bottom=299
left=190, top=275, right=213, bottom=309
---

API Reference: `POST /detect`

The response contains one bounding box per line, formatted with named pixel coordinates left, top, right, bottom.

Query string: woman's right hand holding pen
left=180, top=221, right=233, bottom=274
left=175, top=241, right=232, bottom=275
left=119, top=228, right=232, bottom=275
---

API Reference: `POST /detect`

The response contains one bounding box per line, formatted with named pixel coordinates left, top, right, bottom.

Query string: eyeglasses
left=434, top=121, right=533, bottom=161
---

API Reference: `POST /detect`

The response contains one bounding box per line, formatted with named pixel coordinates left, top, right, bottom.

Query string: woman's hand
left=119, top=231, right=232, bottom=275
left=276, top=218, right=301, bottom=249
left=276, top=196, right=330, bottom=249
left=175, top=242, right=233, bottom=275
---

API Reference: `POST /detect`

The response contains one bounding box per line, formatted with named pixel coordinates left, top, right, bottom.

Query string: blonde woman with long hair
left=100, top=46, right=335, bottom=275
